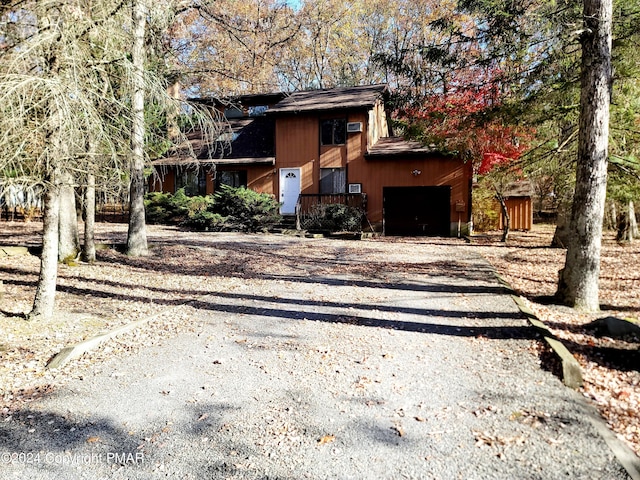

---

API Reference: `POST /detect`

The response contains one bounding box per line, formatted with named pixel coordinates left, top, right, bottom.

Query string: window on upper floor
left=321, top=119, right=346, bottom=146
left=249, top=105, right=268, bottom=117
left=224, top=107, right=243, bottom=119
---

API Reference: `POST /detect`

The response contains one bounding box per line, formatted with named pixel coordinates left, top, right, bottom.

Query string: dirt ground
left=0, top=221, right=638, bottom=457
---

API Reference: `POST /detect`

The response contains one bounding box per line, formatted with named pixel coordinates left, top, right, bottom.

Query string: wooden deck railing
left=295, top=193, right=367, bottom=230
left=296, top=193, right=367, bottom=215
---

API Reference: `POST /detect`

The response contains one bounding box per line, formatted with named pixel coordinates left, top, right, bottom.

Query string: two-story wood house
left=150, top=84, right=472, bottom=236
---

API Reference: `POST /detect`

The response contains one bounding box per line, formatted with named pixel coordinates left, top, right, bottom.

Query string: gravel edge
left=491, top=268, right=640, bottom=480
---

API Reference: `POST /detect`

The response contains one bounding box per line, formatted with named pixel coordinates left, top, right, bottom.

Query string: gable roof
left=268, top=84, right=388, bottom=115
left=154, top=84, right=390, bottom=168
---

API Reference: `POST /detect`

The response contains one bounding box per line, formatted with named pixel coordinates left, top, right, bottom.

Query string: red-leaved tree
left=397, top=67, right=535, bottom=240
left=399, top=68, right=533, bottom=175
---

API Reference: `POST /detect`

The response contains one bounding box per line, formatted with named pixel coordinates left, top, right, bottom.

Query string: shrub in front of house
left=181, top=195, right=224, bottom=230
left=144, top=189, right=191, bottom=224
left=212, top=185, right=282, bottom=232
left=145, top=186, right=282, bottom=232
left=301, top=203, right=364, bottom=232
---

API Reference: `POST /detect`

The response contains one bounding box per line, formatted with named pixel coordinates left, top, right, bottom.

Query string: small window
left=176, top=169, right=207, bottom=196
left=321, top=119, right=346, bottom=145
left=320, top=168, right=346, bottom=194
left=249, top=105, right=268, bottom=116
left=224, top=107, right=243, bottom=119
left=216, top=170, right=247, bottom=190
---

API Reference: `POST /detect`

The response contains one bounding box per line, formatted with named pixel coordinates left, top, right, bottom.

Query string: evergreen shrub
left=301, top=203, right=363, bottom=232
left=144, top=186, right=282, bottom=232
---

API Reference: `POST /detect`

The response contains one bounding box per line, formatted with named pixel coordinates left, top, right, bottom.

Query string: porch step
left=270, top=215, right=299, bottom=233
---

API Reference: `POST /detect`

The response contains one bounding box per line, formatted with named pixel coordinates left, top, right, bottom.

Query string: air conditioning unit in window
left=348, top=183, right=362, bottom=194
left=346, top=122, right=363, bottom=133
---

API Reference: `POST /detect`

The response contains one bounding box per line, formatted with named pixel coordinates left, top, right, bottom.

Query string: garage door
left=383, top=186, right=451, bottom=236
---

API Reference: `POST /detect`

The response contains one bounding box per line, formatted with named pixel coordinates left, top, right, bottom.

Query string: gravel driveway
left=0, top=233, right=630, bottom=479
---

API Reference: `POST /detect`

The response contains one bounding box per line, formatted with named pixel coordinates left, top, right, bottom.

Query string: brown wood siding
left=349, top=156, right=472, bottom=226
left=149, top=169, right=176, bottom=193
left=275, top=115, right=319, bottom=194
left=319, top=146, right=345, bottom=168
left=206, top=172, right=214, bottom=195
left=247, top=166, right=275, bottom=195
left=499, top=197, right=533, bottom=231
left=347, top=112, right=367, bottom=163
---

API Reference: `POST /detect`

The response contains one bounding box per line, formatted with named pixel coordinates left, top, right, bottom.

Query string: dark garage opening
left=383, top=186, right=451, bottom=236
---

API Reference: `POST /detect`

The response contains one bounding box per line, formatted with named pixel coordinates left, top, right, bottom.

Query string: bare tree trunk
left=557, top=0, right=612, bottom=312
left=29, top=170, right=61, bottom=320
left=629, top=200, right=638, bottom=240
left=617, top=200, right=639, bottom=242
left=616, top=209, right=628, bottom=241
left=58, top=170, right=80, bottom=261
left=607, top=200, right=617, bottom=231
left=551, top=202, right=571, bottom=248
left=496, top=193, right=510, bottom=243
left=82, top=173, right=96, bottom=262
left=126, top=0, right=148, bottom=257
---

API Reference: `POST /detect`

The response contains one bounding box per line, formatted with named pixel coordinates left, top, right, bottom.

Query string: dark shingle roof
left=190, top=92, right=287, bottom=109
left=268, top=84, right=388, bottom=115
left=214, top=116, right=275, bottom=160
left=153, top=116, right=275, bottom=167
left=365, top=137, right=439, bottom=158
left=503, top=181, right=534, bottom=198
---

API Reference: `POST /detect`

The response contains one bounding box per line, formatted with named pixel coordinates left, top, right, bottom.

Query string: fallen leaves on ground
left=317, top=434, right=335, bottom=445
left=470, top=225, right=639, bottom=456
left=0, top=221, right=638, bottom=457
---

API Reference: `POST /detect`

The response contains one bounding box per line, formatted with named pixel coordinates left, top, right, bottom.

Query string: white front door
left=279, top=168, right=301, bottom=214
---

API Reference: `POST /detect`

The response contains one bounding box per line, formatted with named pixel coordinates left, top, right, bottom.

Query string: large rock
left=586, top=316, right=640, bottom=338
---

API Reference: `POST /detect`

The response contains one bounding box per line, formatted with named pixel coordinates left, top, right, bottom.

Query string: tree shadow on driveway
left=189, top=297, right=537, bottom=340
left=0, top=264, right=533, bottom=341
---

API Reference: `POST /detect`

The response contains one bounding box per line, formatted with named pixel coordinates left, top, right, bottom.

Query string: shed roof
left=268, top=84, right=388, bottom=115
left=503, top=180, right=535, bottom=198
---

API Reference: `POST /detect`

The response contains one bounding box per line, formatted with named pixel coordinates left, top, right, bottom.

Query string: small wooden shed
left=498, top=181, right=534, bottom=231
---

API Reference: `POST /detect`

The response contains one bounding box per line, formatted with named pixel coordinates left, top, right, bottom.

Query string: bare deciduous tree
left=0, top=0, right=223, bottom=319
